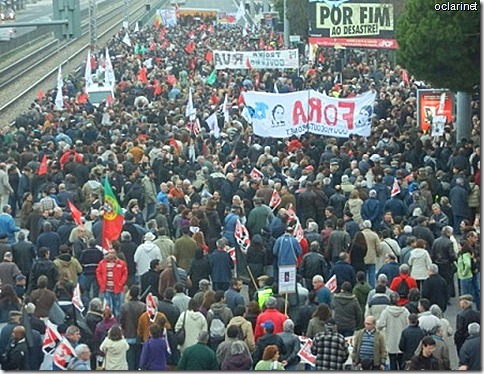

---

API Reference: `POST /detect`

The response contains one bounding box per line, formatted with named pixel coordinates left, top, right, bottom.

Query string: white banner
left=213, top=49, right=299, bottom=70
left=242, top=90, right=375, bottom=138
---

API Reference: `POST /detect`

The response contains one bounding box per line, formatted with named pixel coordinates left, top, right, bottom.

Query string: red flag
left=189, top=56, right=197, bottom=71
left=250, top=167, right=264, bottom=180
left=294, top=219, right=304, bottom=243
left=269, top=189, right=282, bottom=209
left=169, top=138, right=180, bottom=155
left=154, top=79, right=162, bottom=95
left=235, top=219, right=250, bottom=251
left=101, top=178, right=124, bottom=250
left=318, top=52, right=325, bottom=63
left=258, top=38, right=264, bottom=49
left=77, top=92, right=88, bottom=104
left=72, top=283, right=84, bottom=312
left=237, top=91, right=245, bottom=106
left=254, top=73, right=260, bottom=89
left=154, top=15, right=161, bottom=29
left=324, top=274, right=338, bottom=293
left=138, top=66, right=148, bottom=84
left=185, top=40, right=196, bottom=54
left=159, top=27, right=167, bottom=40
left=278, top=33, right=284, bottom=47
left=106, top=94, right=114, bottom=107
left=149, top=39, right=156, bottom=51
left=287, top=204, right=297, bottom=222
left=226, top=247, right=237, bottom=264
left=146, top=293, right=157, bottom=322
left=205, top=50, right=213, bottom=63
left=207, top=25, right=213, bottom=33
left=199, top=23, right=206, bottom=30
left=52, top=338, right=77, bottom=370
left=42, top=320, right=62, bottom=355
left=67, top=199, right=83, bottom=226
left=401, top=68, right=410, bottom=86
left=38, top=154, right=48, bottom=175
left=391, top=178, right=401, bottom=197
left=245, top=58, right=252, bottom=69
left=37, top=90, right=45, bottom=100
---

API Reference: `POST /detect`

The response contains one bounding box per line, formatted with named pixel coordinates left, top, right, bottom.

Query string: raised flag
left=250, top=167, right=264, bottom=180
left=175, top=2, right=180, bottom=18
left=38, top=154, right=48, bottom=175
left=55, top=66, right=64, bottom=109
left=77, top=92, right=88, bottom=104
left=205, top=50, right=213, bottom=63
left=287, top=204, right=297, bottom=222
left=238, top=90, right=245, bottom=105
left=401, top=68, right=410, bottom=86
left=42, top=320, right=62, bottom=355
left=185, top=87, right=196, bottom=120
left=72, top=283, right=84, bottom=312
left=84, top=50, right=93, bottom=87
left=37, top=90, right=45, bottom=100
left=278, top=33, right=284, bottom=47
left=269, top=189, right=282, bottom=209
left=166, top=74, right=177, bottom=86
left=205, top=112, right=220, bottom=138
left=294, top=219, right=304, bottom=243
left=134, top=21, right=139, bottom=33
left=235, top=219, right=250, bottom=252
left=324, top=274, right=337, bottom=293
left=67, top=199, right=83, bottom=226
left=52, top=338, right=77, bottom=370
left=226, top=247, right=237, bottom=264
left=154, top=12, right=162, bottom=29
left=206, top=70, right=217, bottom=85
left=207, top=24, right=213, bottom=33
left=222, top=94, right=229, bottom=123
left=101, top=178, right=124, bottom=250
left=122, top=32, right=131, bottom=47
left=258, top=38, right=264, bottom=49
left=245, top=58, right=252, bottom=69
left=193, top=118, right=201, bottom=136
left=146, top=293, right=157, bottom=322
left=185, top=40, right=196, bottom=54
left=236, top=1, right=245, bottom=21
left=137, top=66, right=148, bottom=84
left=391, top=178, right=401, bottom=197
left=105, top=48, right=115, bottom=87
left=274, top=82, right=279, bottom=94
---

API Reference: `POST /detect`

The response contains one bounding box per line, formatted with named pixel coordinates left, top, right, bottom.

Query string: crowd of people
left=0, top=7, right=480, bottom=371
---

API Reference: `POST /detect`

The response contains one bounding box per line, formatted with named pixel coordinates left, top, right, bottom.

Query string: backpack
left=209, top=312, right=226, bottom=343
left=396, top=277, right=409, bottom=298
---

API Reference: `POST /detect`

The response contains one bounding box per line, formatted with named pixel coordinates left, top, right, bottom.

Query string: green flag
left=206, top=70, right=217, bottom=85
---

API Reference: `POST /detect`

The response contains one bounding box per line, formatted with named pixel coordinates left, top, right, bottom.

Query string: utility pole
left=88, top=0, right=97, bottom=47
left=124, top=0, right=129, bottom=26
left=283, top=0, right=289, bottom=47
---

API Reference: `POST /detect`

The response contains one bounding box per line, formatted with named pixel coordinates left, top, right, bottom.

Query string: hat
left=261, top=320, right=274, bottom=330
left=15, top=274, right=26, bottom=281
left=199, top=279, right=211, bottom=288
left=9, top=310, right=22, bottom=317
left=257, top=275, right=269, bottom=283
left=459, top=294, right=474, bottom=302
left=304, top=165, right=314, bottom=171
left=144, top=232, right=156, bottom=241
left=25, top=302, right=36, bottom=314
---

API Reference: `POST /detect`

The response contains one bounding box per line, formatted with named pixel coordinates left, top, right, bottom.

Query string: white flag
left=55, top=66, right=64, bottom=109
left=324, top=274, right=338, bottom=293
left=84, top=50, right=93, bottom=87
left=236, top=1, right=245, bottom=21
left=222, top=94, right=230, bottom=123
left=122, top=32, right=131, bottom=47
left=205, top=112, right=220, bottom=138
left=185, top=87, right=196, bottom=120
left=274, top=82, right=279, bottom=93
left=134, top=21, right=139, bottom=33
left=143, top=58, right=153, bottom=69
left=72, top=283, right=84, bottom=312
left=105, top=47, right=115, bottom=87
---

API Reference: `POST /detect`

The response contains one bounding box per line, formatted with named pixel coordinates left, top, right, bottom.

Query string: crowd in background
left=0, top=11, right=480, bottom=371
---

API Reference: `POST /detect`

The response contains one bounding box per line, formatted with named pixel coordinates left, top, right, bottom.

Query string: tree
left=396, top=0, right=480, bottom=93
left=273, top=0, right=308, bottom=38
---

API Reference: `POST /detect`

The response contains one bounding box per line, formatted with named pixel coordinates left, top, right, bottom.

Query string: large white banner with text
left=213, top=49, right=299, bottom=70
left=242, top=90, right=375, bottom=138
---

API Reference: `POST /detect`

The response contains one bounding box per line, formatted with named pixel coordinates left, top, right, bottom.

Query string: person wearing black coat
left=399, top=313, right=425, bottom=362
left=158, top=288, right=181, bottom=329
left=299, top=242, right=328, bottom=291
left=251, top=322, right=286, bottom=367
left=187, top=248, right=212, bottom=297
left=11, top=232, right=36, bottom=284
left=330, top=252, right=356, bottom=290
left=411, top=217, right=435, bottom=249
left=454, top=295, right=481, bottom=353
left=29, top=247, right=58, bottom=291
left=1, top=326, right=29, bottom=370
left=421, top=264, right=449, bottom=313
left=141, top=259, right=162, bottom=300
left=458, top=323, right=481, bottom=370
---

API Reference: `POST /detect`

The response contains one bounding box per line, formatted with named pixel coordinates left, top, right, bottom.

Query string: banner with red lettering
left=242, top=90, right=375, bottom=138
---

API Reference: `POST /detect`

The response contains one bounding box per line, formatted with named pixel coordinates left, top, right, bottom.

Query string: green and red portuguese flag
left=101, top=178, right=124, bottom=250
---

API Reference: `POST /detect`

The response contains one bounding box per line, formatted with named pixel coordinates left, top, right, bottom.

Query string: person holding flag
left=101, top=178, right=124, bottom=250
left=52, top=325, right=81, bottom=370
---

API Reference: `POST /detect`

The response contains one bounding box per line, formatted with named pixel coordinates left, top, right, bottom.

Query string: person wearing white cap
left=134, top=232, right=162, bottom=280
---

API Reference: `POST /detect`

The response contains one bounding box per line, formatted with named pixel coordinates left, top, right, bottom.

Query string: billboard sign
left=417, top=89, right=454, bottom=133
left=309, top=0, right=395, bottom=39
left=309, top=36, right=398, bottom=49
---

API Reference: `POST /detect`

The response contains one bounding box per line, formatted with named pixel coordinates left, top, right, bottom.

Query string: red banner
left=309, top=37, right=398, bottom=50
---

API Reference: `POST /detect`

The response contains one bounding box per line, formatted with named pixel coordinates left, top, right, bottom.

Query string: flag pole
left=246, top=265, right=258, bottom=291
left=284, top=292, right=288, bottom=316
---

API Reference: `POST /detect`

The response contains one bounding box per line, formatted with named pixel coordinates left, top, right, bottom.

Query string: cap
left=261, top=320, right=274, bottom=329
left=15, top=274, right=26, bottom=281
left=9, top=310, right=22, bottom=317
left=459, top=294, right=474, bottom=302
left=257, top=275, right=269, bottom=283
left=199, top=279, right=211, bottom=287
left=144, top=232, right=156, bottom=241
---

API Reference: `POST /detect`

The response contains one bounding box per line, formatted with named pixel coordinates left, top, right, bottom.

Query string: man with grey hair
left=277, top=319, right=301, bottom=370
left=0, top=204, right=19, bottom=245
left=68, top=344, right=91, bottom=370
left=455, top=295, right=480, bottom=353
left=422, top=263, right=449, bottom=312
left=361, top=219, right=381, bottom=288
left=361, top=189, right=382, bottom=230
left=0, top=251, right=21, bottom=287
left=177, top=330, right=218, bottom=370
left=458, top=323, right=481, bottom=370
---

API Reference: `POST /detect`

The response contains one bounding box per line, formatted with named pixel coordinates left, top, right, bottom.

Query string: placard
left=278, top=265, right=297, bottom=294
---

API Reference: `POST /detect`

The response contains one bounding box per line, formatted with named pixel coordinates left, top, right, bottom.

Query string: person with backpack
left=207, top=291, right=233, bottom=351
left=389, top=264, right=418, bottom=306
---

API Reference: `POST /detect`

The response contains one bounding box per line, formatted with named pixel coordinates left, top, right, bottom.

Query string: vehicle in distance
left=86, top=84, right=115, bottom=107
left=0, top=7, right=15, bottom=20
left=0, top=27, right=16, bottom=41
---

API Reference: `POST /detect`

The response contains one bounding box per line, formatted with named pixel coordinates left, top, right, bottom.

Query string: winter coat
left=408, top=247, right=432, bottom=280
left=174, top=235, right=198, bottom=271
left=345, top=198, right=364, bottom=225
left=100, top=337, right=129, bottom=370
left=311, top=324, right=349, bottom=370
left=221, top=352, right=253, bottom=370
left=362, top=228, right=381, bottom=264
left=365, top=293, right=390, bottom=320
left=252, top=333, right=286, bottom=364
left=306, top=317, right=326, bottom=339
left=177, top=342, right=218, bottom=370
left=352, top=328, right=387, bottom=366
left=457, top=252, right=473, bottom=280
left=0, top=213, right=19, bottom=245
left=459, top=334, right=480, bottom=370
left=209, top=249, right=233, bottom=283
left=330, top=261, right=356, bottom=289
left=277, top=331, right=301, bottom=367
left=331, top=292, right=363, bottom=330
left=53, top=253, right=82, bottom=285
left=399, top=324, right=425, bottom=361
left=449, top=184, right=469, bottom=217
left=273, top=234, right=302, bottom=267
left=226, top=316, right=256, bottom=352
left=175, top=310, right=208, bottom=352
left=254, top=308, right=288, bottom=341
left=376, top=305, right=409, bottom=353
left=328, top=229, right=351, bottom=260
left=376, top=261, right=400, bottom=285
left=207, top=302, right=233, bottom=327
left=139, top=337, right=170, bottom=370
left=134, top=241, right=162, bottom=276
left=224, top=288, right=245, bottom=315
left=96, top=258, right=128, bottom=294
left=361, top=197, right=382, bottom=228
left=137, top=311, right=172, bottom=342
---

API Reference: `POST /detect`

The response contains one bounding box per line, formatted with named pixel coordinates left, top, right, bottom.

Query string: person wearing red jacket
left=254, top=296, right=287, bottom=341
left=96, top=248, right=128, bottom=318
left=389, top=264, right=418, bottom=306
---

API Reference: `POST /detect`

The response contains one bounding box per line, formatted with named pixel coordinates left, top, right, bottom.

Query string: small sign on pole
left=278, top=265, right=297, bottom=294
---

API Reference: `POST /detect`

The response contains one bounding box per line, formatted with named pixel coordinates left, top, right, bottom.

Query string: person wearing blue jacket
left=361, top=190, right=382, bottom=230
left=0, top=205, right=19, bottom=245
left=272, top=226, right=301, bottom=279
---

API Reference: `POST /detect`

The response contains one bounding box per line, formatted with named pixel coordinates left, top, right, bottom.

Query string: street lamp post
left=283, top=0, right=289, bottom=47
